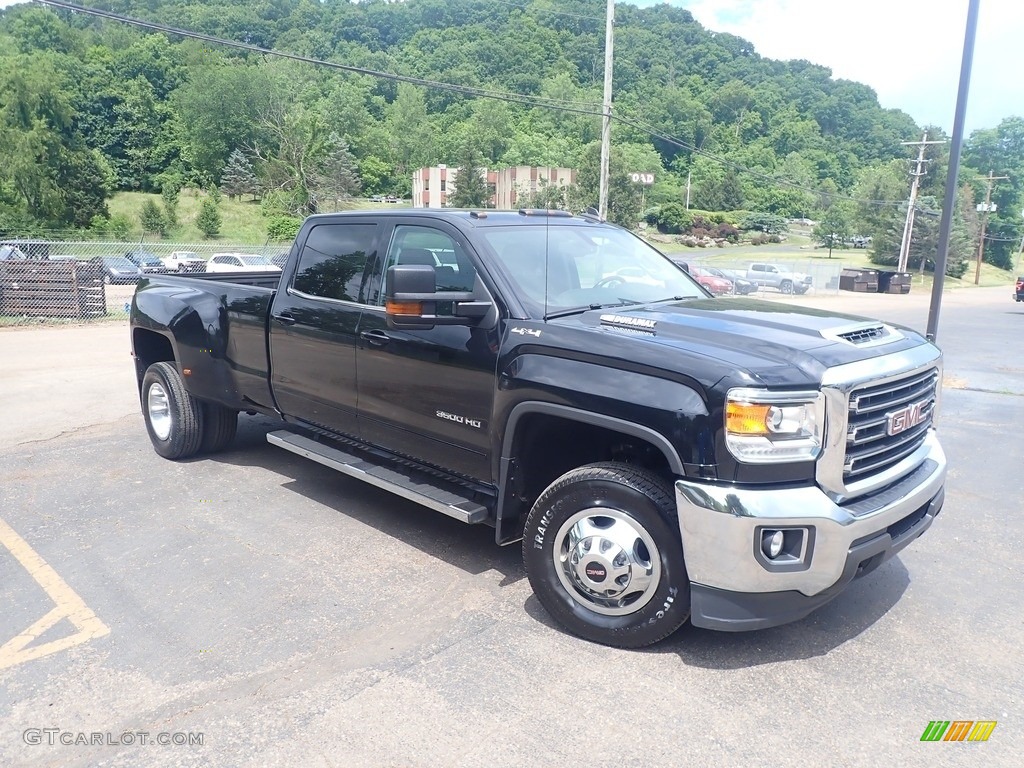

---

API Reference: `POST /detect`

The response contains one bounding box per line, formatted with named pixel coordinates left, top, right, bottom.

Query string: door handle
left=273, top=312, right=296, bottom=326
left=360, top=329, right=391, bottom=347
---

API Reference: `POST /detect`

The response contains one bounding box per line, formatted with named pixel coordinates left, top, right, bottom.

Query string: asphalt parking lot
left=1, top=285, right=1021, bottom=767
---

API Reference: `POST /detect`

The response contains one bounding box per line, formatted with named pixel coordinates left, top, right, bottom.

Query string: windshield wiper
left=649, top=295, right=699, bottom=304
left=543, top=300, right=637, bottom=321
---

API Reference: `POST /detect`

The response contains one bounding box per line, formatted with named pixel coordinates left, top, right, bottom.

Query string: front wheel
left=523, top=462, right=690, bottom=648
left=141, top=362, right=204, bottom=459
left=780, top=280, right=794, bottom=294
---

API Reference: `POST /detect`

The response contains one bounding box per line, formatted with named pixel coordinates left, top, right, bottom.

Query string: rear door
left=355, top=221, right=501, bottom=482
left=269, top=219, right=381, bottom=437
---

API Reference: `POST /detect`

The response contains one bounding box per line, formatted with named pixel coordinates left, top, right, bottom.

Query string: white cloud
left=637, top=0, right=1022, bottom=132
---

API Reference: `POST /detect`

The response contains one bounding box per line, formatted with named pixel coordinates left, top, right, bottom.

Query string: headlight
left=725, top=388, right=824, bottom=463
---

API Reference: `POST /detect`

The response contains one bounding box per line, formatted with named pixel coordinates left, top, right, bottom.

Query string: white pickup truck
left=163, top=250, right=206, bottom=272
left=746, top=262, right=812, bottom=294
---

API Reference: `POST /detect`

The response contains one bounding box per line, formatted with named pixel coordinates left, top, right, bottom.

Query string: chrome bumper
left=675, top=431, right=946, bottom=628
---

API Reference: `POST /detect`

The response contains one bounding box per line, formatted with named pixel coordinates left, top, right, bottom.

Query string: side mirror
left=385, top=264, right=491, bottom=330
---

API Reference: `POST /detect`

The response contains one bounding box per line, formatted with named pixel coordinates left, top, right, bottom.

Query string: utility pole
left=598, top=0, right=614, bottom=221
left=685, top=171, right=691, bottom=210
left=974, top=170, right=1008, bottom=284
left=927, top=0, right=980, bottom=342
left=898, top=133, right=944, bottom=272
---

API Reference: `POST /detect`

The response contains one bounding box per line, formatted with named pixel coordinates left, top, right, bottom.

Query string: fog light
left=762, top=529, right=785, bottom=559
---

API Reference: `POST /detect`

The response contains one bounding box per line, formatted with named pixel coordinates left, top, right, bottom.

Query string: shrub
left=651, top=202, right=693, bottom=235
left=266, top=215, right=302, bottom=242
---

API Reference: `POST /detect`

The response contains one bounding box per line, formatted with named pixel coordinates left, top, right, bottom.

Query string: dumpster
left=877, top=270, right=911, bottom=294
left=839, top=268, right=878, bottom=292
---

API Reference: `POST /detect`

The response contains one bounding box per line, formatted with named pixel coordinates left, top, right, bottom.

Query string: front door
left=356, top=222, right=500, bottom=483
left=269, top=220, right=380, bottom=437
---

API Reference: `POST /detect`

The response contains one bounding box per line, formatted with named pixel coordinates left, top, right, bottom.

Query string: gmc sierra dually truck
left=130, top=209, right=945, bottom=648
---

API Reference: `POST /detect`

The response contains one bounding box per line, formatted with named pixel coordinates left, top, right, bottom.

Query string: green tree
left=196, top=196, right=221, bottom=238
left=813, top=202, right=854, bottom=256
left=161, top=183, right=180, bottom=227
left=448, top=141, right=489, bottom=208
left=309, top=136, right=362, bottom=211
left=139, top=198, right=166, bottom=235
left=220, top=149, right=259, bottom=200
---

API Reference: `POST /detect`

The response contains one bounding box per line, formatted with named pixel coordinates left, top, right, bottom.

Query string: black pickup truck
left=130, top=209, right=946, bottom=648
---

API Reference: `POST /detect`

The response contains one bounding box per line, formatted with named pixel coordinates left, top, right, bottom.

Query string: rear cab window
left=292, top=223, right=378, bottom=303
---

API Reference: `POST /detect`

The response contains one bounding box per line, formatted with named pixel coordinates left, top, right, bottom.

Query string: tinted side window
left=294, top=224, right=377, bottom=302
left=376, top=225, right=477, bottom=305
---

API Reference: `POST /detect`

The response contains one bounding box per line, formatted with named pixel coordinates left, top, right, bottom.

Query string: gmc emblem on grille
left=886, top=400, right=928, bottom=436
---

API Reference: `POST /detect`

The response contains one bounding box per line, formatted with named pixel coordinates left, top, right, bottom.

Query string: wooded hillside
left=1, top=0, right=1021, bottom=270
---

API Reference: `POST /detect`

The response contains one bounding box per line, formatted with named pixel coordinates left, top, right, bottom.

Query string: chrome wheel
left=147, top=381, right=172, bottom=441
left=553, top=508, right=662, bottom=616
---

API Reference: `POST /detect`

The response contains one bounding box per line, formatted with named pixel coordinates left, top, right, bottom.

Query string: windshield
left=478, top=224, right=704, bottom=317
left=240, top=254, right=273, bottom=266
left=105, top=257, right=136, bottom=269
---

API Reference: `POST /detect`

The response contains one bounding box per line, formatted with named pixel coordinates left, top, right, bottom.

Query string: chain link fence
left=0, top=240, right=288, bottom=327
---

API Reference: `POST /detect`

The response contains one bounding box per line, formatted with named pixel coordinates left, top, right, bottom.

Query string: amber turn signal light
left=385, top=300, right=423, bottom=315
left=725, top=401, right=771, bottom=435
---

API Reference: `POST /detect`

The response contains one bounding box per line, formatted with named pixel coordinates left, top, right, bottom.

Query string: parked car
left=206, top=253, right=282, bottom=273
left=100, top=256, right=143, bottom=284
left=164, top=251, right=206, bottom=273
left=689, top=266, right=733, bottom=296
left=704, top=266, right=757, bottom=295
left=0, top=244, right=29, bottom=261
left=124, top=250, right=166, bottom=273
left=746, top=262, right=812, bottom=295
left=1015, top=276, right=1024, bottom=302
left=0, top=239, right=50, bottom=259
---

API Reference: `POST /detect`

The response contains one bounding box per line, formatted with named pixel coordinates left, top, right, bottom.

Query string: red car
left=689, top=266, right=733, bottom=296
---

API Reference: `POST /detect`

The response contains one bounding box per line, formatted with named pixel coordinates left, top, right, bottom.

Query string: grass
left=109, top=191, right=273, bottom=244
left=647, top=231, right=1017, bottom=293
left=107, top=191, right=413, bottom=245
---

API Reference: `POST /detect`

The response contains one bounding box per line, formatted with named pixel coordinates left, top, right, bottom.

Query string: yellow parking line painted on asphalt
left=0, top=518, right=110, bottom=671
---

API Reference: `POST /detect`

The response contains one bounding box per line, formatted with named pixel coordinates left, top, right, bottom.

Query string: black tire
left=200, top=402, right=238, bottom=453
left=780, top=280, right=793, bottom=294
left=522, top=462, right=690, bottom=648
left=141, top=362, right=204, bottom=460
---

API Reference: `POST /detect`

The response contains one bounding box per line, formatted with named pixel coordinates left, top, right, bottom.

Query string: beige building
left=412, top=165, right=576, bottom=209
left=411, top=165, right=497, bottom=209
left=494, top=166, right=576, bottom=210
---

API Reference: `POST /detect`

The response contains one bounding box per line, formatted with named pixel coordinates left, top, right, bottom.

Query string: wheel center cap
left=583, top=561, right=607, bottom=583
left=571, top=537, right=628, bottom=594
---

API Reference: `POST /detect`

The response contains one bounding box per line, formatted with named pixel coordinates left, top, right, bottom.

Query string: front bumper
left=675, top=431, right=946, bottom=631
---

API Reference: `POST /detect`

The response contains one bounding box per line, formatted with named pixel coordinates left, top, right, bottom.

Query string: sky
left=648, top=0, right=1021, bottom=134
left=0, top=0, right=1018, bottom=134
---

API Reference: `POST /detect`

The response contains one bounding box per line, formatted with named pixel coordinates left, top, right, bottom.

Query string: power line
left=33, top=0, right=915, bottom=209
left=32, top=0, right=605, bottom=116
left=613, top=112, right=908, bottom=208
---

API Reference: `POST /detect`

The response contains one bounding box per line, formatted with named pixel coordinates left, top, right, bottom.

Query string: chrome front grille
left=844, top=368, right=938, bottom=482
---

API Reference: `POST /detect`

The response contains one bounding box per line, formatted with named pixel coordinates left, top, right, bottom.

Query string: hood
left=556, top=297, right=925, bottom=387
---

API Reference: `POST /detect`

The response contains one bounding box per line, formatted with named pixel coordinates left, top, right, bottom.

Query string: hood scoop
left=821, top=321, right=903, bottom=347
